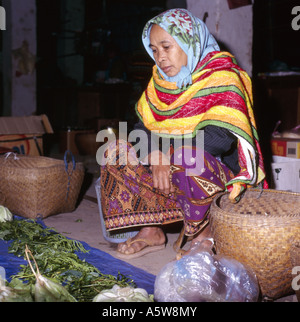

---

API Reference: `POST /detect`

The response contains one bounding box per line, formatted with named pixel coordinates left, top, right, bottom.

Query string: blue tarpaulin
left=0, top=217, right=156, bottom=295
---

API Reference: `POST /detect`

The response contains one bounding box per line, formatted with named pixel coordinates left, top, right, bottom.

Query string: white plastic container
left=95, top=178, right=138, bottom=243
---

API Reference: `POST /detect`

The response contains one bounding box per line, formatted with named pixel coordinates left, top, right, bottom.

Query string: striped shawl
left=136, top=51, right=266, bottom=188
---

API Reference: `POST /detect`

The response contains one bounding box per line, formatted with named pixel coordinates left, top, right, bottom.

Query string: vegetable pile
left=0, top=217, right=153, bottom=302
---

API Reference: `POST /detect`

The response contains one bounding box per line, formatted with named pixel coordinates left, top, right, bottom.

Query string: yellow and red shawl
left=136, top=51, right=266, bottom=188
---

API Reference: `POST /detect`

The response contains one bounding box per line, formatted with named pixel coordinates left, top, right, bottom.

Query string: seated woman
left=100, top=9, right=267, bottom=259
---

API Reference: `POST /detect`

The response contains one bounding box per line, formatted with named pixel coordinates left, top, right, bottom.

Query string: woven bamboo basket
left=210, top=188, right=300, bottom=300
left=0, top=152, right=84, bottom=219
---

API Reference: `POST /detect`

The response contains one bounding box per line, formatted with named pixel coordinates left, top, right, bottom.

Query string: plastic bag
left=154, top=239, right=259, bottom=302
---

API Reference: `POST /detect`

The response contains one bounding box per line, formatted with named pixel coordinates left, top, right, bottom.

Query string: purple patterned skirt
left=100, top=141, right=234, bottom=236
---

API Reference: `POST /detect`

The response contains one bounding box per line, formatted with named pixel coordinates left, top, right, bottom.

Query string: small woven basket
left=210, top=188, right=300, bottom=300
left=0, top=152, right=84, bottom=219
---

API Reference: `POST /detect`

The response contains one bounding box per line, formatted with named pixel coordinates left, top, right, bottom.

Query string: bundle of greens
left=0, top=218, right=135, bottom=302
left=25, top=245, right=77, bottom=302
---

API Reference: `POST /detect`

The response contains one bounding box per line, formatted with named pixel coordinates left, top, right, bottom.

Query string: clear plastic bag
left=154, top=239, right=259, bottom=302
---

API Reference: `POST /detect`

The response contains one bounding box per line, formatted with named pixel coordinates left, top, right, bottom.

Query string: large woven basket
left=210, top=188, right=300, bottom=300
left=0, top=152, right=84, bottom=219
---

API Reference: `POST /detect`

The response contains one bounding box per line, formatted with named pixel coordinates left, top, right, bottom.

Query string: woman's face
left=149, top=24, right=187, bottom=77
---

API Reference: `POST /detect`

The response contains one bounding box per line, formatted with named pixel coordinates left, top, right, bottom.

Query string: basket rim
left=0, top=155, right=84, bottom=170
left=236, top=187, right=300, bottom=197
left=211, top=188, right=300, bottom=219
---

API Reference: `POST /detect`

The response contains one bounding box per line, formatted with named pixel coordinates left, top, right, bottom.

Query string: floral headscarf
left=142, top=8, right=220, bottom=88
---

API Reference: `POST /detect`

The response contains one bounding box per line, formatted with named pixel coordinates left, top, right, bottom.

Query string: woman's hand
left=150, top=164, right=174, bottom=194
left=148, top=150, right=174, bottom=195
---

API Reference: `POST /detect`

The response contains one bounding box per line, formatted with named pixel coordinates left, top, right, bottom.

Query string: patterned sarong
left=100, top=141, right=233, bottom=236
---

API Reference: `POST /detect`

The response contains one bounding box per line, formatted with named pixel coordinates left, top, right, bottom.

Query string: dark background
left=1, top=0, right=300, bottom=172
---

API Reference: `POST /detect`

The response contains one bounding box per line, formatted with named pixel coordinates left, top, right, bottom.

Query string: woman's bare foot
left=176, top=225, right=212, bottom=260
left=117, top=227, right=166, bottom=255
left=190, top=224, right=212, bottom=248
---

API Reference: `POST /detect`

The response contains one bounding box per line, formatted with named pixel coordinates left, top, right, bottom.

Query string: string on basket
left=256, top=181, right=264, bottom=199
left=64, top=150, right=76, bottom=201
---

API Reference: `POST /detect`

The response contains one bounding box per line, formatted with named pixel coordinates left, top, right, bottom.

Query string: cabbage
left=93, top=285, right=154, bottom=302
left=0, top=277, right=33, bottom=302
left=0, top=206, right=13, bottom=223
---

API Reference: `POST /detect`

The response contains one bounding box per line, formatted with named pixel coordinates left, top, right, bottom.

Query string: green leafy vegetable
left=25, top=245, right=77, bottom=302
left=0, top=219, right=135, bottom=302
